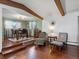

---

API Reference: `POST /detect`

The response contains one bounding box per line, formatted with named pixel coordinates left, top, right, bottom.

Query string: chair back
left=58, top=32, right=68, bottom=44
left=22, top=29, right=28, bottom=34
left=39, top=32, right=47, bottom=38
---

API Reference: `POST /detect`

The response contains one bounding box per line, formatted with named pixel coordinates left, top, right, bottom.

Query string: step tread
left=2, top=45, right=26, bottom=55
left=2, top=39, right=34, bottom=55
left=3, top=39, right=34, bottom=49
left=2, top=43, right=22, bottom=51
left=3, top=43, right=22, bottom=49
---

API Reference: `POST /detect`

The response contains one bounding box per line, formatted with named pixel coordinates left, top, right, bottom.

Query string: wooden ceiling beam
left=54, top=0, right=65, bottom=16
left=0, top=0, right=43, bottom=20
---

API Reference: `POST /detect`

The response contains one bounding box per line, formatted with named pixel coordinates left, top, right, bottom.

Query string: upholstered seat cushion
left=35, top=38, right=45, bottom=45
left=50, top=41, right=64, bottom=46
left=34, top=32, right=47, bottom=45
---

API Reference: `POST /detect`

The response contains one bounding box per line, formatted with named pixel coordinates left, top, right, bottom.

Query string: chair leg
left=49, top=46, right=52, bottom=54
left=49, top=45, right=55, bottom=54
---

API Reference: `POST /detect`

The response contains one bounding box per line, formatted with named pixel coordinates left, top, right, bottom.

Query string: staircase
left=2, top=39, right=34, bottom=55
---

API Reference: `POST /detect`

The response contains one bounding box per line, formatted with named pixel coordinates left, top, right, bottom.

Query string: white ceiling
left=3, top=8, right=36, bottom=21
left=12, top=0, right=59, bottom=18
left=61, top=0, right=79, bottom=13
left=0, top=4, right=37, bottom=21
left=12, top=0, right=79, bottom=18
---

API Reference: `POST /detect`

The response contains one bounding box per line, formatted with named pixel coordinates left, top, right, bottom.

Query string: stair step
left=2, top=44, right=26, bottom=55
left=2, top=43, right=22, bottom=51
left=2, top=39, right=34, bottom=55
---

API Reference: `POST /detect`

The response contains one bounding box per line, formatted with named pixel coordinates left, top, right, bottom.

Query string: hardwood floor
left=1, top=45, right=79, bottom=59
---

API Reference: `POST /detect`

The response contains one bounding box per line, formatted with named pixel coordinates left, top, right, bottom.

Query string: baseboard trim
left=67, top=41, right=79, bottom=46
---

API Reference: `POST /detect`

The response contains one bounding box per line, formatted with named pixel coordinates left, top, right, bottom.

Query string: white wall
left=42, top=11, right=79, bottom=45
left=0, top=7, right=3, bottom=52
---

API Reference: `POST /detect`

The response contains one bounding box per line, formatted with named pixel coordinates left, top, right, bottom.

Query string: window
left=29, top=21, right=36, bottom=29
left=5, top=20, right=21, bottom=29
